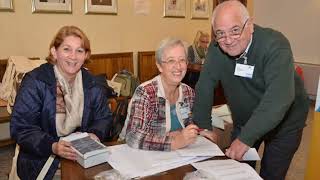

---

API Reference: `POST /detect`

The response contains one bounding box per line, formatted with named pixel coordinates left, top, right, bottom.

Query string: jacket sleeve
left=238, top=35, right=296, bottom=146
left=84, top=84, right=113, bottom=141
left=10, top=73, right=58, bottom=157
left=125, top=86, right=172, bottom=151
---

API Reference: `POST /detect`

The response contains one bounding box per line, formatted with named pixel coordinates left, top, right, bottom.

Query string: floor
left=0, top=104, right=315, bottom=180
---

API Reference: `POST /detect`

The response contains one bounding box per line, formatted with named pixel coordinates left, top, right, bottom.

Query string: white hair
left=211, top=0, right=250, bottom=30
left=155, top=38, right=188, bottom=64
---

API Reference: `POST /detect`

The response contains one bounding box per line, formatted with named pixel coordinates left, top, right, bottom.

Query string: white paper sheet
left=192, top=159, right=263, bottom=180
left=176, top=136, right=224, bottom=157
left=211, top=113, right=225, bottom=129
left=107, top=144, right=211, bottom=179
left=242, top=148, right=261, bottom=161
left=211, top=104, right=233, bottom=129
left=134, top=0, right=150, bottom=15
left=220, top=115, right=233, bottom=124
left=212, top=104, right=231, bottom=117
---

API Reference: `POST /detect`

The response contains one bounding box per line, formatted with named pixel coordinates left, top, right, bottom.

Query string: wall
left=254, top=0, right=320, bottom=65
left=0, top=0, right=215, bottom=59
left=0, top=0, right=255, bottom=57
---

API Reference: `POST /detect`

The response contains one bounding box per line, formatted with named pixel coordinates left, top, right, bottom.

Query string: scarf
left=54, top=65, right=84, bottom=137
left=192, top=44, right=207, bottom=64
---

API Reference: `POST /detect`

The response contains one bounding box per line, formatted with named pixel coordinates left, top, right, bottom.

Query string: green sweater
left=193, top=25, right=309, bottom=146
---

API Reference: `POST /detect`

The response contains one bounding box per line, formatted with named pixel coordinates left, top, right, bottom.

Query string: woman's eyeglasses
left=162, top=58, right=188, bottom=66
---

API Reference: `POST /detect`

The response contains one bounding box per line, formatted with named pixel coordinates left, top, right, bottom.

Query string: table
left=61, top=141, right=227, bottom=180
left=61, top=158, right=195, bottom=180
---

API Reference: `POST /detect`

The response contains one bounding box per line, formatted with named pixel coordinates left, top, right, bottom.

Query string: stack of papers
left=192, top=159, right=262, bottom=180
left=211, top=104, right=232, bottom=129
left=107, top=136, right=224, bottom=179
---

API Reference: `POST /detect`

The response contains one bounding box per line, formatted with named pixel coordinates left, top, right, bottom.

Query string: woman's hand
left=88, top=133, right=100, bottom=142
left=52, top=140, right=77, bottom=161
left=199, top=129, right=219, bottom=143
left=171, top=124, right=198, bottom=150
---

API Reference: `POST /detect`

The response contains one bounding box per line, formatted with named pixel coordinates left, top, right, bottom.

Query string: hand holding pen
left=184, top=119, right=218, bottom=143
left=170, top=123, right=198, bottom=150
left=184, top=119, right=205, bottom=134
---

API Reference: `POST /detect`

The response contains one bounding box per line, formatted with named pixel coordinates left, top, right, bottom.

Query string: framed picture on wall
left=191, top=0, right=210, bottom=19
left=31, top=0, right=72, bottom=13
left=85, top=0, right=117, bottom=14
left=163, top=0, right=186, bottom=18
left=0, top=0, right=14, bottom=11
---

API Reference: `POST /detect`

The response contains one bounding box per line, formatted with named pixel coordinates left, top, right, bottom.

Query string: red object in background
left=295, top=65, right=304, bottom=81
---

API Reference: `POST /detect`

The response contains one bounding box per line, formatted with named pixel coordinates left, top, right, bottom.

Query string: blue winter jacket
left=10, top=63, right=113, bottom=180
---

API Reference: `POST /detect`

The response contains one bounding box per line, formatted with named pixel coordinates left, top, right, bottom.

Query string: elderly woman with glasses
left=119, top=38, right=213, bottom=151
left=193, top=1, right=309, bottom=180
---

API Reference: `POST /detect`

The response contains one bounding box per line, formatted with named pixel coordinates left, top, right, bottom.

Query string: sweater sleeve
left=238, top=36, right=296, bottom=146
left=192, top=43, right=220, bottom=130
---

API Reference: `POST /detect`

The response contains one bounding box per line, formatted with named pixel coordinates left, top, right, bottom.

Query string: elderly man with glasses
left=192, top=1, right=309, bottom=180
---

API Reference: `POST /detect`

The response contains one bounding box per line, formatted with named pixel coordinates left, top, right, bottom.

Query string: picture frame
left=191, top=0, right=210, bottom=19
left=85, top=0, right=117, bottom=14
left=31, top=0, right=72, bottom=13
left=0, top=0, right=14, bottom=11
left=163, top=0, right=186, bottom=18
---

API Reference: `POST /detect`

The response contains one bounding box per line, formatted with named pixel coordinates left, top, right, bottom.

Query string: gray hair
left=211, top=0, right=250, bottom=30
left=155, top=38, right=188, bottom=64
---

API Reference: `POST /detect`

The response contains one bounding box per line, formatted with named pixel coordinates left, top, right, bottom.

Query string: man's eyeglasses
left=162, top=58, right=188, bottom=66
left=214, top=18, right=249, bottom=42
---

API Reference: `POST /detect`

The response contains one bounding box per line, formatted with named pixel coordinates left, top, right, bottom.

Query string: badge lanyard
left=234, top=52, right=255, bottom=78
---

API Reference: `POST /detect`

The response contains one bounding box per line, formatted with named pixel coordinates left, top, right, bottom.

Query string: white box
left=63, top=132, right=110, bottom=168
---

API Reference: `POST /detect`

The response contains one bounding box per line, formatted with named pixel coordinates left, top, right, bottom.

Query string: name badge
left=180, top=105, right=190, bottom=119
left=234, top=63, right=255, bottom=78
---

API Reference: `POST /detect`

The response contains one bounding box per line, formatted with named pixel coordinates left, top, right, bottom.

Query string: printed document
left=192, top=159, right=262, bottom=180
left=176, top=136, right=224, bottom=157
left=108, top=144, right=210, bottom=179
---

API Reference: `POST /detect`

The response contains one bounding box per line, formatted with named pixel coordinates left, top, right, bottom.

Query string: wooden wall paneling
left=85, top=52, right=133, bottom=80
left=138, top=51, right=159, bottom=82
left=85, top=56, right=106, bottom=75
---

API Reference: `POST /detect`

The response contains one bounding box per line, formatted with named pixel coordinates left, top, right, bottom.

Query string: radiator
left=295, top=62, right=320, bottom=100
